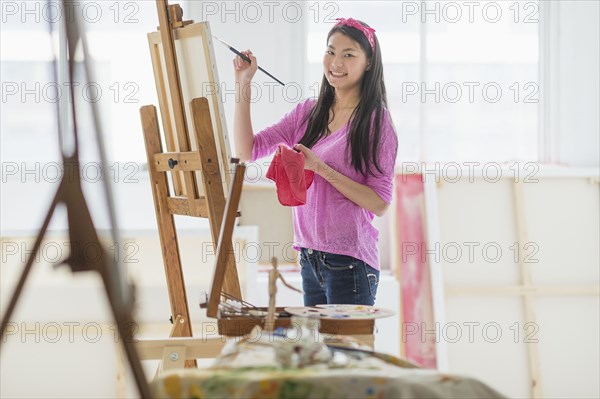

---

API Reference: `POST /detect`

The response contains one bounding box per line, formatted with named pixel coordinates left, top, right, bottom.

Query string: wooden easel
left=140, top=0, right=242, bottom=367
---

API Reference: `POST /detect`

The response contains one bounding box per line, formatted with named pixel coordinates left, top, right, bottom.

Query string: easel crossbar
left=155, top=152, right=202, bottom=172
left=167, top=197, right=209, bottom=217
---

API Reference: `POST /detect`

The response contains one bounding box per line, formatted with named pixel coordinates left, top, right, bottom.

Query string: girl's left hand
left=293, top=144, right=322, bottom=172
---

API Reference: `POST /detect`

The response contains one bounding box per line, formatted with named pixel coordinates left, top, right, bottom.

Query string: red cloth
left=266, top=145, right=314, bottom=206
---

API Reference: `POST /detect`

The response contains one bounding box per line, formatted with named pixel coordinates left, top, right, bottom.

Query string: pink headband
left=334, top=17, right=376, bottom=51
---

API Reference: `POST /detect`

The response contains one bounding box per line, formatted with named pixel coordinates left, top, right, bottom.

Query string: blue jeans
left=299, top=248, right=380, bottom=306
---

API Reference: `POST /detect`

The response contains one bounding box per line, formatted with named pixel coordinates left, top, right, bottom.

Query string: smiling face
left=323, top=32, right=371, bottom=95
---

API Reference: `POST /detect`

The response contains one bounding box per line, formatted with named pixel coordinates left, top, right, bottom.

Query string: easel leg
left=190, top=98, right=242, bottom=298
left=115, top=342, right=126, bottom=398
left=141, top=105, right=196, bottom=368
left=206, top=162, right=246, bottom=318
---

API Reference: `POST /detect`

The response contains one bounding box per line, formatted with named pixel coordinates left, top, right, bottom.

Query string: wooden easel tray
left=216, top=307, right=375, bottom=337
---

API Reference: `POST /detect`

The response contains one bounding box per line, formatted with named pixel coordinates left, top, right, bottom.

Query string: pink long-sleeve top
left=251, top=99, right=398, bottom=270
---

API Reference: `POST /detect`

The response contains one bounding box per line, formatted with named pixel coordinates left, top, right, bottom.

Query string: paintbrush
left=212, top=35, right=286, bottom=86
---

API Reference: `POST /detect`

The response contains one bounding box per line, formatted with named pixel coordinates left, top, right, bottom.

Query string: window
left=1, top=0, right=161, bottom=164
left=1, top=1, right=164, bottom=233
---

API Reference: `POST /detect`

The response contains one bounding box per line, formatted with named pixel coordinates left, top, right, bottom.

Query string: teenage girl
left=233, top=18, right=398, bottom=306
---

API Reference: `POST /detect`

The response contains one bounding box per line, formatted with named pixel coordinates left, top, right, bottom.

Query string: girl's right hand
left=233, top=50, right=258, bottom=84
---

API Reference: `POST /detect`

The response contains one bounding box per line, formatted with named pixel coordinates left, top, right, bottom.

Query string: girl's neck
left=333, top=89, right=360, bottom=110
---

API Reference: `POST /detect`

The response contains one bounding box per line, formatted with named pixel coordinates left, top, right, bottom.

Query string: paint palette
left=285, top=305, right=395, bottom=320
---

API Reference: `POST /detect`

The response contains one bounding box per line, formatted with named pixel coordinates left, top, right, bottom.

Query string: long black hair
left=299, top=20, right=388, bottom=176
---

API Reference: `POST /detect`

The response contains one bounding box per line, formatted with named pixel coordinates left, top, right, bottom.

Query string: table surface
left=153, top=356, right=507, bottom=399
